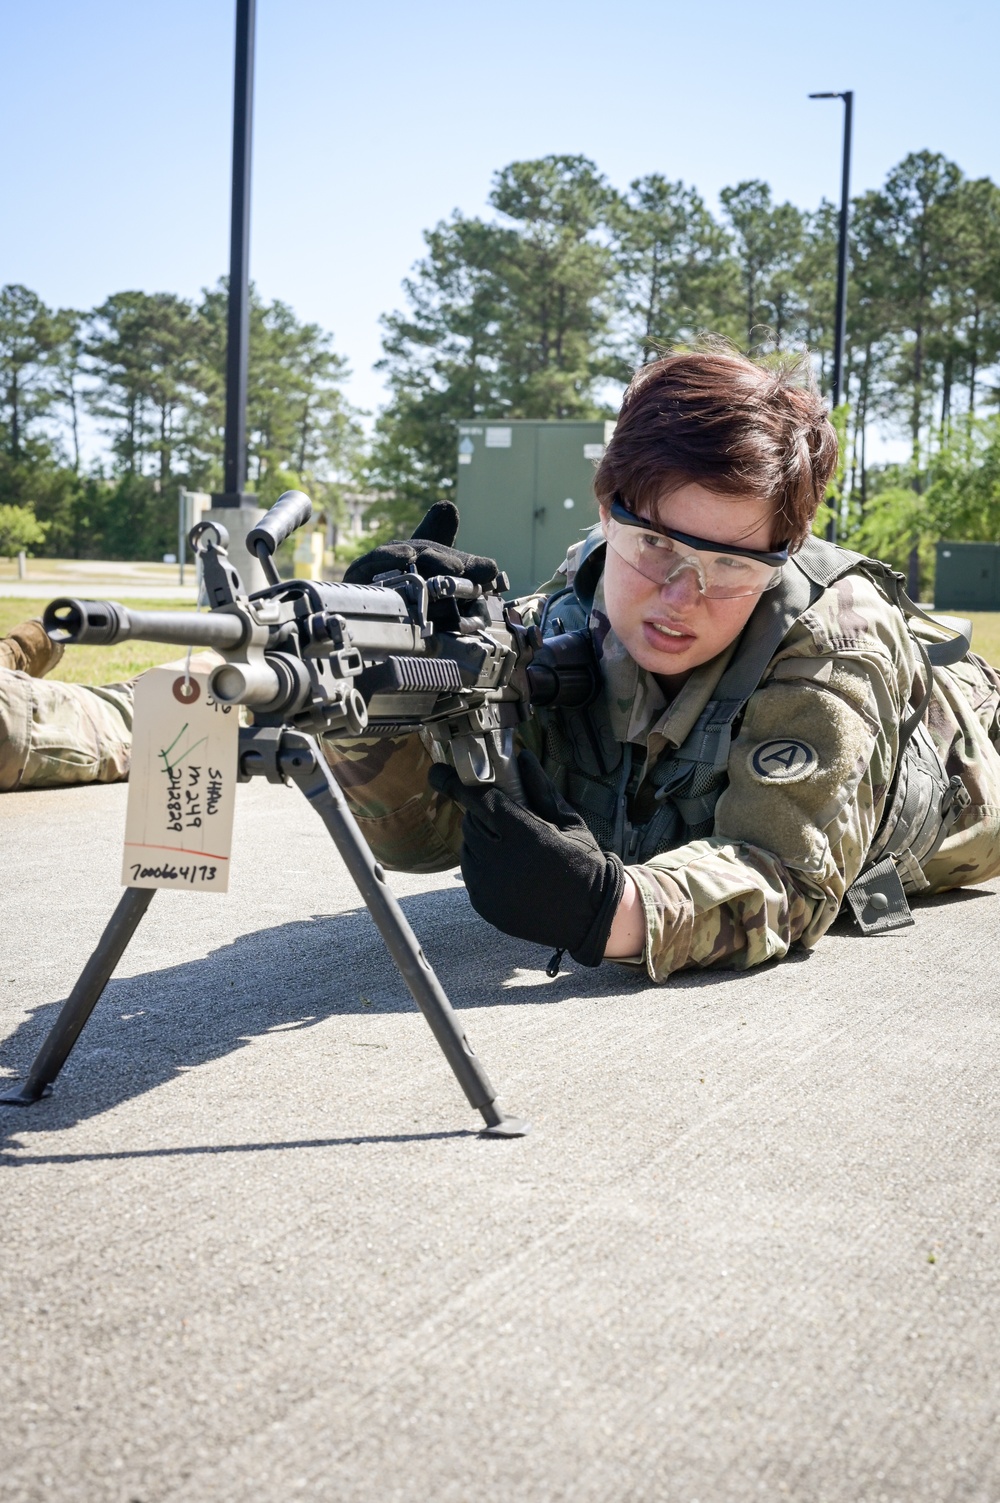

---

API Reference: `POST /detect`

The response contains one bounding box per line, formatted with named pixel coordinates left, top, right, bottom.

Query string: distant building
left=340, top=491, right=381, bottom=540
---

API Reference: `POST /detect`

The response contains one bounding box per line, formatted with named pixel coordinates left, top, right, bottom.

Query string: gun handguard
left=43, top=598, right=246, bottom=651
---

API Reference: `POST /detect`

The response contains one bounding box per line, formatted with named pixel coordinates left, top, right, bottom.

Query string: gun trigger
left=452, top=735, right=493, bottom=786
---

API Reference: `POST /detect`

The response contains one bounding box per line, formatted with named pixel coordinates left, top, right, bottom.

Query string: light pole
left=809, top=90, right=853, bottom=543
left=215, top=0, right=256, bottom=511
left=206, top=0, right=268, bottom=590
left=808, top=90, right=853, bottom=409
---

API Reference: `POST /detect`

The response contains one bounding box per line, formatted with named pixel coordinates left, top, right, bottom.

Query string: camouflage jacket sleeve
left=319, top=561, right=571, bottom=873
left=628, top=572, right=1000, bottom=982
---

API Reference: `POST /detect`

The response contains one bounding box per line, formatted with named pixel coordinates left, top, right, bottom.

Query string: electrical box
left=455, top=419, right=614, bottom=596
left=935, top=542, right=1000, bottom=610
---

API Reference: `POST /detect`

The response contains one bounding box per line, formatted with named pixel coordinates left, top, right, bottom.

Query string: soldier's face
left=600, top=481, right=778, bottom=683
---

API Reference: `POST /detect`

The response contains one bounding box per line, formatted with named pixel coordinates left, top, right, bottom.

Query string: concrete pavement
left=0, top=559, right=199, bottom=603
left=1, top=777, right=999, bottom=1502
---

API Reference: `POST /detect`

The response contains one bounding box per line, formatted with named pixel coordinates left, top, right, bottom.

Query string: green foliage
left=719, top=181, right=806, bottom=349
left=925, top=417, right=1000, bottom=541
left=813, top=401, right=850, bottom=539
left=4, top=143, right=1000, bottom=571
left=0, top=502, right=46, bottom=557
left=369, top=155, right=619, bottom=528
left=181, top=282, right=364, bottom=507
left=88, top=290, right=197, bottom=480
left=374, top=145, right=1000, bottom=567
left=852, top=485, right=931, bottom=571
left=0, top=278, right=363, bottom=559
left=610, top=174, right=741, bottom=361
left=838, top=420, right=1000, bottom=596
left=0, top=285, right=65, bottom=462
left=0, top=453, right=83, bottom=555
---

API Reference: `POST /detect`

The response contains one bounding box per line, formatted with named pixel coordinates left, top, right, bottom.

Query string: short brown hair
left=594, top=346, right=838, bottom=549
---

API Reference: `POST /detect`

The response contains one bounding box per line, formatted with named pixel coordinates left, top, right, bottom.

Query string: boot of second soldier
left=0, top=620, right=65, bottom=677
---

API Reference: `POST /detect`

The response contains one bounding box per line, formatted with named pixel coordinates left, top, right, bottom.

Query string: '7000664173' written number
left=130, top=863, right=219, bottom=883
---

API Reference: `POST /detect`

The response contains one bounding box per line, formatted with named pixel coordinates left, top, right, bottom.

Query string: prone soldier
left=323, top=347, right=1000, bottom=979
left=5, top=345, right=1000, bottom=988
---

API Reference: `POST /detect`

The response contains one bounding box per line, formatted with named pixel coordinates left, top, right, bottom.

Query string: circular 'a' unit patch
left=749, top=738, right=819, bottom=783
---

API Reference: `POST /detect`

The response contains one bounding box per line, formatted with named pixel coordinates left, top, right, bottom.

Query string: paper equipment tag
left=122, top=658, right=239, bottom=892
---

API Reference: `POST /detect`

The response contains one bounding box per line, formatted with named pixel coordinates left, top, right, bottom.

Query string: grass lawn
left=943, top=612, right=1000, bottom=667
left=0, top=599, right=197, bottom=684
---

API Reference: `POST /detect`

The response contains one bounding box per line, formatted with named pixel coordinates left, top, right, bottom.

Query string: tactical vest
left=536, top=530, right=973, bottom=934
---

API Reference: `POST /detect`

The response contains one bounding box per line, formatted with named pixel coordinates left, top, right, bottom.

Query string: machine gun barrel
left=43, top=598, right=246, bottom=651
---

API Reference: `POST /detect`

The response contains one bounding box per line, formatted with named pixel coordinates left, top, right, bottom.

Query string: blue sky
left=3, top=0, right=999, bottom=432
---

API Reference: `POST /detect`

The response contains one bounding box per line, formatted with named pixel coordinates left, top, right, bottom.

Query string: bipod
left=1, top=726, right=529, bottom=1138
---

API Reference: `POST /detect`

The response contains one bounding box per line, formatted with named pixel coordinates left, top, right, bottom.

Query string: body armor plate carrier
left=536, top=530, right=973, bottom=935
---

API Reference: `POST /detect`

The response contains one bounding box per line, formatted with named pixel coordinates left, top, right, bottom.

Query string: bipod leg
left=1, top=887, right=155, bottom=1106
left=274, top=732, right=528, bottom=1138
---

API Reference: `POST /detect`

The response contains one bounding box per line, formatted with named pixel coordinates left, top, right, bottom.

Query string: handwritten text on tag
left=122, top=658, right=239, bottom=892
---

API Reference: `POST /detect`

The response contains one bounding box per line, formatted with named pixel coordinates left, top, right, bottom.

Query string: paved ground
left=0, top=560, right=199, bottom=603
left=1, top=778, right=998, bottom=1502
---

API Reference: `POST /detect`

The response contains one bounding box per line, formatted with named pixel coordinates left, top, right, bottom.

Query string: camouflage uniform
left=5, top=561, right=1000, bottom=982
left=0, top=671, right=134, bottom=791
left=322, top=553, right=1000, bottom=982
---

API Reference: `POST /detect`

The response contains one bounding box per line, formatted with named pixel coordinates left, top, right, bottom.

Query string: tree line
left=371, top=150, right=1000, bottom=591
left=3, top=147, right=999, bottom=591
left=0, top=280, right=363, bottom=560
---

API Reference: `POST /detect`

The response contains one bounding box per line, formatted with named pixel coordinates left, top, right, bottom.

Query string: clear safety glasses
left=605, top=497, right=788, bottom=601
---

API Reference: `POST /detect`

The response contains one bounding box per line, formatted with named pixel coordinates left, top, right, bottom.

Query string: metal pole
left=0, top=888, right=156, bottom=1106
left=831, top=92, right=853, bottom=409
left=809, top=89, right=854, bottom=544
left=218, top=0, right=256, bottom=508
left=275, top=731, right=528, bottom=1137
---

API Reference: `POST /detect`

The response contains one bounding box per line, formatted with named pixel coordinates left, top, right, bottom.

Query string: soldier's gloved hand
left=343, top=501, right=500, bottom=589
left=427, top=749, right=626, bottom=967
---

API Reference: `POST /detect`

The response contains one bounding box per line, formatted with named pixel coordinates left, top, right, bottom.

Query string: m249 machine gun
left=1, top=492, right=598, bottom=1136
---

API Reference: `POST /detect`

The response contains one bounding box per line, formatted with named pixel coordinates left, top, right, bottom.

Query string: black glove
left=343, top=501, right=500, bottom=589
left=428, top=750, right=626, bottom=967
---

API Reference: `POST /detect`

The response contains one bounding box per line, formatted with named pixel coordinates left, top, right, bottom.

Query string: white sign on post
left=122, top=657, right=239, bottom=893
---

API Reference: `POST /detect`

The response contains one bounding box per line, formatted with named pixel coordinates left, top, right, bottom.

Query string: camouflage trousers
left=0, top=669, right=134, bottom=792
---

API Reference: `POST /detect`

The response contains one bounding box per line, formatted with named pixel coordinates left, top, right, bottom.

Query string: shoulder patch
left=748, top=738, right=819, bottom=783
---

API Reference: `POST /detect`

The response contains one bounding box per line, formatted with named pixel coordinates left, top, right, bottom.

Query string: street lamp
left=808, top=90, right=854, bottom=410
left=206, top=0, right=268, bottom=591
left=216, top=0, right=256, bottom=510
left=809, top=89, right=853, bottom=544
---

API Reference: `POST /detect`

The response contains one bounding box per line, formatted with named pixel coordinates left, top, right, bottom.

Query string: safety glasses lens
left=607, top=518, right=782, bottom=599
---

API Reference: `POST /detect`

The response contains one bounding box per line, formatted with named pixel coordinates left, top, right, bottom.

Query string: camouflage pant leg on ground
left=0, top=670, right=134, bottom=791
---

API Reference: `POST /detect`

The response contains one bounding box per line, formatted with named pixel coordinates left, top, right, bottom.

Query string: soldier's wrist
left=601, top=869, right=646, bottom=959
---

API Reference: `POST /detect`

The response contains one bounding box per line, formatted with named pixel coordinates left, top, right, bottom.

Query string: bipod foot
left=478, top=1103, right=531, bottom=1138
left=0, top=1081, right=53, bottom=1108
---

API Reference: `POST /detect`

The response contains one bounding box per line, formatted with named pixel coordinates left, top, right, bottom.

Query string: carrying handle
left=246, top=491, right=313, bottom=585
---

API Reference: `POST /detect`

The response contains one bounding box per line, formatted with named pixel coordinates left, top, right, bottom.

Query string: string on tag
left=183, top=574, right=209, bottom=693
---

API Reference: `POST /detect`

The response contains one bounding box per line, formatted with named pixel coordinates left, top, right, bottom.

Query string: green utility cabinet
left=935, top=542, right=1000, bottom=610
left=455, top=419, right=614, bottom=595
